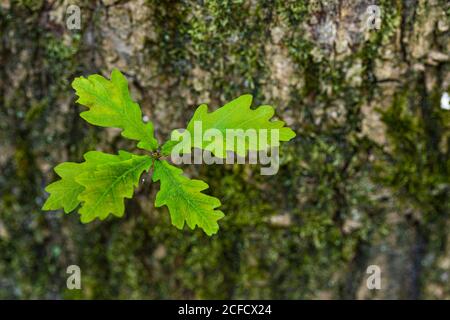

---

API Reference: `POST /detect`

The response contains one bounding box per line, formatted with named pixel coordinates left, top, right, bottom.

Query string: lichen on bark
left=0, top=0, right=449, bottom=299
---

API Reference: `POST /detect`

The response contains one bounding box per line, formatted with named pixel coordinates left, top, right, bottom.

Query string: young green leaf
left=162, top=94, right=296, bottom=157
left=152, top=160, right=224, bottom=236
left=72, top=69, right=158, bottom=151
left=42, top=162, right=86, bottom=213
left=76, top=151, right=153, bottom=223
left=42, top=151, right=130, bottom=213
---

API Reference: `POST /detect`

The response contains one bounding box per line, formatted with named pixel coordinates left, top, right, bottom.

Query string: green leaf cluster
left=43, top=69, right=296, bottom=235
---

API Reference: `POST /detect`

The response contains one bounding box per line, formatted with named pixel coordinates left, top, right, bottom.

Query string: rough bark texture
left=0, top=0, right=449, bottom=299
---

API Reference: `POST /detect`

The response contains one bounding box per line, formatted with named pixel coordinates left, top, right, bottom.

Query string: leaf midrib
left=88, top=78, right=153, bottom=149
left=156, top=161, right=217, bottom=229
left=81, top=156, right=151, bottom=216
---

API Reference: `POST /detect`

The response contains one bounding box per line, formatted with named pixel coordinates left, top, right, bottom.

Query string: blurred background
left=0, top=0, right=449, bottom=299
